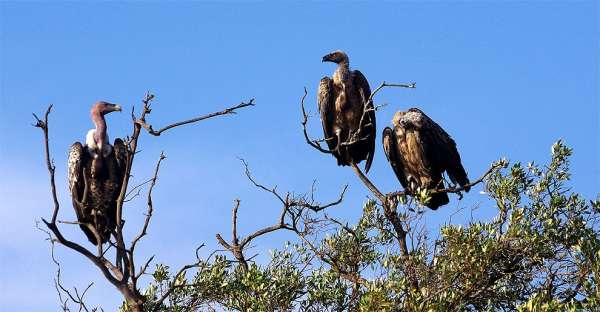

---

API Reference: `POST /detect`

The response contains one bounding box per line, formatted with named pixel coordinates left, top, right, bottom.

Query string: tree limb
left=137, top=99, right=255, bottom=136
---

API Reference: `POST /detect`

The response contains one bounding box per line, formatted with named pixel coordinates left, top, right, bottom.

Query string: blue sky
left=1, top=1, right=598, bottom=310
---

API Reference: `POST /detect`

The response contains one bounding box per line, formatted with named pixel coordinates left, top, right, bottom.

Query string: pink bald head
left=91, top=101, right=122, bottom=116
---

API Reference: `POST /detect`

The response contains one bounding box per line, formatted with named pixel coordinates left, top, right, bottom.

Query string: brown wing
left=406, top=108, right=470, bottom=191
left=317, top=76, right=337, bottom=153
left=68, top=142, right=87, bottom=220
left=68, top=142, right=102, bottom=243
left=352, top=70, right=375, bottom=173
left=394, top=110, right=450, bottom=209
left=103, top=138, right=128, bottom=241
left=382, top=127, right=408, bottom=188
left=113, top=138, right=128, bottom=175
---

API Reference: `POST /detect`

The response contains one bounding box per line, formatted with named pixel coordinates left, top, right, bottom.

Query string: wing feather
left=318, top=77, right=337, bottom=152
left=352, top=70, right=375, bottom=172
left=382, top=127, right=408, bottom=188
left=406, top=108, right=469, bottom=190
left=68, top=142, right=86, bottom=214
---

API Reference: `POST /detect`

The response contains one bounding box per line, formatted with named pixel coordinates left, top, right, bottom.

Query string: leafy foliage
left=131, top=141, right=598, bottom=311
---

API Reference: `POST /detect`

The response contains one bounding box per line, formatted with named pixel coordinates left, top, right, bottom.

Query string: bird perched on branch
left=68, top=101, right=127, bottom=245
left=318, top=50, right=376, bottom=172
left=382, top=108, right=469, bottom=209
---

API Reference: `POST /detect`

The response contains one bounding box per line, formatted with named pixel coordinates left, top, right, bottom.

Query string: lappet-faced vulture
left=318, top=50, right=376, bottom=172
left=382, top=108, right=470, bottom=209
left=67, top=101, right=127, bottom=245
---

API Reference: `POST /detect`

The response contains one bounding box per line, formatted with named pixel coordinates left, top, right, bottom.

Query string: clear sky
left=1, top=1, right=598, bottom=310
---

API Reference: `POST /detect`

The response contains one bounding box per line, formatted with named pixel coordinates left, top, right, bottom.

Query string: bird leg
left=334, top=129, right=343, bottom=154
left=407, top=176, right=418, bottom=195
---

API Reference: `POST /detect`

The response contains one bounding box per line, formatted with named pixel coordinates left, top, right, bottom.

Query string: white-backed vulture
left=68, top=101, right=126, bottom=245
left=382, top=108, right=469, bottom=209
left=318, top=50, right=376, bottom=172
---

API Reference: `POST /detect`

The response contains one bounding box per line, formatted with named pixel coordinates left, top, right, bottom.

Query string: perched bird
left=68, top=101, right=126, bottom=245
left=318, top=50, right=376, bottom=172
left=382, top=108, right=469, bottom=209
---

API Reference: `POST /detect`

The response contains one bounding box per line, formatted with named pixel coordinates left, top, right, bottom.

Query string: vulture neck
left=334, top=61, right=351, bottom=86
left=91, top=109, right=107, bottom=147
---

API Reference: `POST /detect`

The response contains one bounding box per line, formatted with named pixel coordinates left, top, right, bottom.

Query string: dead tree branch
left=38, top=222, right=98, bottom=312
left=217, top=160, right=347, bottom=271
left=300, top=88, right=332, bottom=154
left=137, top=99, right=255, bottom=136
left=32, top=105, right=60, bottom=224
left=386, top=163, right=502, bottom=199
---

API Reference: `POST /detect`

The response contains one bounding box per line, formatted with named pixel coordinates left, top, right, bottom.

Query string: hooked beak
left=322, top=54, right=333, bottom=63
left=113, top=104, right=122, bottom=112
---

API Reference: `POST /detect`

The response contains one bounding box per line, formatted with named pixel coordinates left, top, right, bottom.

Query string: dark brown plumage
left=68, top=102, right=125, bottom=245
left=382, top=108, right=469, bottom=209
left=318, top=50, right=376, bottom=172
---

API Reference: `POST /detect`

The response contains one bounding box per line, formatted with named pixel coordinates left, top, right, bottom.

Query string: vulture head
left=392, top=111, right=404, bottom=127
left=91, top=101, right=122, bottom=116
left=322, top=50, right=349, bottom=64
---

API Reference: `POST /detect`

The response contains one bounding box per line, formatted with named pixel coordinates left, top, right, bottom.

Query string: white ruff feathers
left=86, top=129, right=112, bottom=158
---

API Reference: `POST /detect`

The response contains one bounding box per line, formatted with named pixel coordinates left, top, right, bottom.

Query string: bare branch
left=137, top=99, right=255, bottom=136
left=217, top=161, right=348, bottom=273
left=39, top=222, right=97, bottom=312
left=216, top=199, right=290, bottom=271
left=300, top=88, right=333, bottom=154
left=368, top=81, right=416, bottom=105
left=386, top=162, right=502, bottom=199
left=130, top=152, right=166, bottom=251
left=241, top=158, right=286, bottom=205
left=33, top=105, right=60, bottom=224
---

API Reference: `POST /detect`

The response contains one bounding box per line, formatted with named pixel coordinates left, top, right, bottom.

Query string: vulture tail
left=426, top=191, right=449, bottom=210
left=425, top=182, right=450, bottom=210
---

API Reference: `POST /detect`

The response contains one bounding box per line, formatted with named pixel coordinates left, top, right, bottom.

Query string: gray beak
left=114, top=104, right=122, bottom=112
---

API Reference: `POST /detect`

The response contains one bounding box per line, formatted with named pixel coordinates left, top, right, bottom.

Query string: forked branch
left=217, top=160, right=347, bottom=270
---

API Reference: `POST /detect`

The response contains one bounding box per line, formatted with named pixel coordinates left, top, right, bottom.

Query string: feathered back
left=318, top=77, right=338, bottom=155
left=67, top=139, right=128, bottom=245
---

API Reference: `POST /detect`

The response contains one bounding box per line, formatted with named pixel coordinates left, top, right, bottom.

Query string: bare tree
left=33, top=93, right=254, bottom=311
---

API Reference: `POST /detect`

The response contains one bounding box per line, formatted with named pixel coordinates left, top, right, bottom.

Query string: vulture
left=318, top=50, right=376, bottom=172
left=68, top=101, right=126, bottom=245
left=382, top=108, right=469, bottom=209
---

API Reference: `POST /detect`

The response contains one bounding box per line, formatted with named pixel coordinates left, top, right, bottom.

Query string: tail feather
left=426, top=192, right=449, bottom=210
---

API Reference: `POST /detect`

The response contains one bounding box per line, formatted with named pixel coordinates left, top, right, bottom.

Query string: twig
left=386, top=163, right=501, bottom=198
left=217, top=160, right=348, bottom=272
left=130, top=152, right=166, bottom=251
left=33, top=105, right=60, bottom=224
left=137, top=99, right=255, bottom=136
left=300, top=88, right=333, bottom=154
left=39, top=222, right=96, bottom=312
